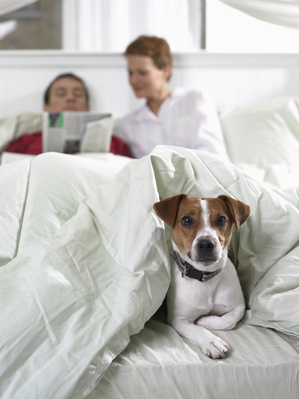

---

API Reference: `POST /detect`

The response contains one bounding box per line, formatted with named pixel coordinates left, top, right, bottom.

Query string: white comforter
left=1, top=146, right=299, bottom=398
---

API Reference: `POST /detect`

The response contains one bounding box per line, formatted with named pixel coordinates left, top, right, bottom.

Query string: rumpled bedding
left=1, top=145, right=299, bottom=398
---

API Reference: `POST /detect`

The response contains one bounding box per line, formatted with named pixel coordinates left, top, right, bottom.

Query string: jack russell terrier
left=154, top=194, right=251, bottom=359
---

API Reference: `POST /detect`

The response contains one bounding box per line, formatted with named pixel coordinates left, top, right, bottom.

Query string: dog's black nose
left=197, top=239, right=215, bottom=253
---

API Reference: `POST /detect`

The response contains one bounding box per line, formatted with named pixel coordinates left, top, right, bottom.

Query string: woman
left=117, top=35, right=229, bottom=160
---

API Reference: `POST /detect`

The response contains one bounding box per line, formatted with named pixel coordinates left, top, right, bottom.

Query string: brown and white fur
left=154, top=194, right=251, bottom=359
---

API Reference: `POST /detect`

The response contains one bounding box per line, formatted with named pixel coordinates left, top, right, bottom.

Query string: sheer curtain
left=62, top=0, right=202, bottom=52
left=0, top=0, right=38, bottom=16
left=219, top=0, right=299, bottom=30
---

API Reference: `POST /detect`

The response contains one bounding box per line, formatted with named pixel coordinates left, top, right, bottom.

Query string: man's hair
left=124, top=35, right=172, bottom=81
left=44, top=73, right=90, bottom=105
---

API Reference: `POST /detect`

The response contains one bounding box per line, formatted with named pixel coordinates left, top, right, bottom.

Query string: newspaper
left=42, top=112, right=111, bottom=154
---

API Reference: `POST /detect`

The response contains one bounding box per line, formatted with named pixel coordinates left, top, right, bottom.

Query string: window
left=0, top=0, right=61, bottom=49
left=62, top=0, right=204, bottom=52
left=1, top=0, right=298, bottom=53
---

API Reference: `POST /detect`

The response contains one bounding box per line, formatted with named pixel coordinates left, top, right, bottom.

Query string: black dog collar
left=173, top=251, right=222, bottom=282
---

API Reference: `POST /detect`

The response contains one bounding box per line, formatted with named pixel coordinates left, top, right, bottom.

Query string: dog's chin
left=188, top=251, right=227, bottom=270
left=198, top=258, right=217, bottom=267
left=187, top=251, right=217, bottom=266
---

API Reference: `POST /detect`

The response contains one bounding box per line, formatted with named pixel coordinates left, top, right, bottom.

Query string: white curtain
left=0, top=0, right=38, bottom=16
left=62, top=0, right=201, bottom=52
left=219, top=0, right=299, bottom=30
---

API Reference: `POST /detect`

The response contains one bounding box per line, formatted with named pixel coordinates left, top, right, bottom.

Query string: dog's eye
left=217, top=216, right=227, bottom=226
left=181, top=216, right=194, bottom=227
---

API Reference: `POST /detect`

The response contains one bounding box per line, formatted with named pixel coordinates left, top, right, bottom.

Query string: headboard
left=1, top=51, right=299, bottom=119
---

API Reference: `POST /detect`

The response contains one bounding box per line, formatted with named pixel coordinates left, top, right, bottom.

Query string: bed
left=1, top=95, right=299, bottom=399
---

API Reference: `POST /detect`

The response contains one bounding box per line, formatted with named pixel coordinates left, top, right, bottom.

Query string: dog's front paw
left=202, top=337, right=230, bottom=359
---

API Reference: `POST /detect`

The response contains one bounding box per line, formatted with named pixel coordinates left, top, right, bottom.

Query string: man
left=6, top=73, right=132, bottom=157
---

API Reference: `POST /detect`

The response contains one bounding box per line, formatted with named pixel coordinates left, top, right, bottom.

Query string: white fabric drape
left=219, top=0, right=299, bottom=30
left=0, top=0, right=38, bottom=16
left=62, top=0, right=201, bottom=52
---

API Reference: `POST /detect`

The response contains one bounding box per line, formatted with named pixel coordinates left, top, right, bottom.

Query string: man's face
left=43, top=77, right=89, bottom=112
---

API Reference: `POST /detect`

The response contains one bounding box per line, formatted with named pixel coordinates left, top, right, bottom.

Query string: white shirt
left=117, top=88, right=229, bottom=160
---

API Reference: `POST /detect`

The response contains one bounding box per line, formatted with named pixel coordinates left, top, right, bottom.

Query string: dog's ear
left=218, top=195, right=251, bottom=230
left=154, top=194, right=188, bottom=227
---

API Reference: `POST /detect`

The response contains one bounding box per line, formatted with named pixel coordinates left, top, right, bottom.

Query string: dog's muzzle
left=194, top=238, right=218, bottom=264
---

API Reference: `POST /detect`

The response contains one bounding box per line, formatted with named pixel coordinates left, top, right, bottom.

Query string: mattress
left=89, top=311, right=299, bottom=399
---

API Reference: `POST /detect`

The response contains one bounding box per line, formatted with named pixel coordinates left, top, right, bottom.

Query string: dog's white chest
left=168, top=259, right=242, bottom=319
left=169, top=264, right=218, bottom=314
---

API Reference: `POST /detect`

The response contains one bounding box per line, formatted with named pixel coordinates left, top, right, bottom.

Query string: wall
left=0, top=51, right=299, bottom=119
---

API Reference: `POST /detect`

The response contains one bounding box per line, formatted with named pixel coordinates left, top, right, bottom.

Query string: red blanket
left=6, top=132, right=133, bottom=158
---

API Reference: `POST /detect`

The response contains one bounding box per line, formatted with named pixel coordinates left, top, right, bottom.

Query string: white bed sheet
left=89, top=311, right=299, bottom=399
left=1, top=146, right=299, bottom=398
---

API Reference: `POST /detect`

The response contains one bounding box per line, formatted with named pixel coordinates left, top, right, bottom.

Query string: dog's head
left=154, top=194, right=251, bottom=269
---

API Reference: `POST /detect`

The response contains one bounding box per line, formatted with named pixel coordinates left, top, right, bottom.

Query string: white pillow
left=220, top=97, right=299, bottom=168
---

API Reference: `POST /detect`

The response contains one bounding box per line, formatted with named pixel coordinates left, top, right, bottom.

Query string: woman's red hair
left=124, top=35, right=172, bottom=81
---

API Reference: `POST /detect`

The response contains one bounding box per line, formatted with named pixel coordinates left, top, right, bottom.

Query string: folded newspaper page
left=80, top=117, right=115, bottom=153
left=42, top=112, right=111, bottom=153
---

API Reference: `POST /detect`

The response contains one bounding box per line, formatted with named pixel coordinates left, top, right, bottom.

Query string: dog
left=153, top=194, right=251, bottom=359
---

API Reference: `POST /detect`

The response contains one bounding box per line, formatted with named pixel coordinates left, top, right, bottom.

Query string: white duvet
left=1, top=145, right=299, bottom=398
